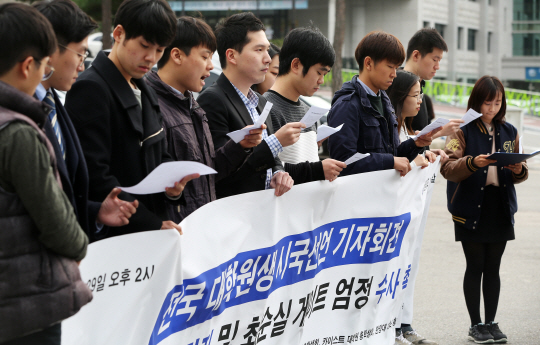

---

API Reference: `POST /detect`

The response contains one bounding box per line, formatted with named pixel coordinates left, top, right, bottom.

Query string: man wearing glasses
left=34, top=0, right=139, bottom=242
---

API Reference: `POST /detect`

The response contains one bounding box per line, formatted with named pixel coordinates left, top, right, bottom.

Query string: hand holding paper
left=317, top=123, right=344, bottom=142
left=227, top=102, right=273, bottom=143
left=411, top=118, right=449, bottom=141
left=344, top=152, right=370, bottom=165
left=119, top=161, right=217, bottom=195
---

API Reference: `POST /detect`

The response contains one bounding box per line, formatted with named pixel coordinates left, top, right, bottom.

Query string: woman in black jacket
left=441, top=76, right=528, bottom=344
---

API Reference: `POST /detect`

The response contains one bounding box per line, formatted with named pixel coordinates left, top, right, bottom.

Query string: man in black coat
left=35, top=0, right=138, bottom=242
left=198, top=12, right=303, bottom=198
left=65, top=0, right=195, bottom=238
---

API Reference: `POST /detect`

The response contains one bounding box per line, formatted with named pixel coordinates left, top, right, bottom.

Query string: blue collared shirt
left=356, top=78, right=379, bottom=97
left=230, top=82, right=283, bottom=189
left=35, top=83, right=47, bottom=101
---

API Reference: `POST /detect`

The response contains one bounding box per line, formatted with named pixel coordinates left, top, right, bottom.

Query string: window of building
left=423, top=21, right=430, bottom=28
left=513, top=33, right=540, bottom=56
left=514, top=0, right=540, bottom=20
left=435, top=23, right=446, bottom=38
left=468, top=29, right=478, bottom=51
left=488, top=32, right=493, bottom=53
left=458, top=27, right=463, bottom=50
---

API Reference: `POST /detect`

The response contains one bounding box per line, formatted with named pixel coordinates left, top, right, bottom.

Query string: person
left=198, top=12, right=303, bottom=198
left=441, top=76, right=528, bottom=344
left=65, top=0, right=195, bottom=238
left=146, top=16, right=264, bottom=222
left=403, top=28, right=462, bottom=138
left=251, top=43, right=280, bottom=95
left=34, top=0, right=138, bottom=242
left=264, top=26, right=346, bottom=183
left=0, top=3, right=92, bottom=344
left=327, top=31, right=436, bottom=180
left=386, top=69, right=448, bottom=345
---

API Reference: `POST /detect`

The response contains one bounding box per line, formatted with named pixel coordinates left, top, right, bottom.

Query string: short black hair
left=468, top=76, right=507, bottom=124
left=0, top=3, right=57, bottom=77
left=386, top=69, right=420, bottom=133
left=406, top=28, right=448, bottom=60
left=279, top=26, right=335, bottom=76
left=215, top=12, right=265, bottom=69
left=33, top=0, right=97, bottom=53
left=269, top=43, right=281, bottom=60
left=114, top=0, right=176, bottom=47
left=355, top=31, right=405, bottom=72
left=158, top=16, right=217, bottom=69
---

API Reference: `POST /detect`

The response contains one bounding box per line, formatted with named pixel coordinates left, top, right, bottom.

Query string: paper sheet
left=316, top=123, right=344, bottom=142
left=299, top=105, right=330, bottom=128
left=460, top=108, right=482, bottom=127
left=119, top=161, right=217, bottom=195
left=344, top=153, right=370, bottom=165
left=519, top=136, right=523, bottom=154
left=227, top=102, right=273, bottom=143
left=411, top=118, right=449, bottom=141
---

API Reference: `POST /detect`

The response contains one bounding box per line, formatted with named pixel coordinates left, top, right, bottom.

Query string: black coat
left=43, top=89, right=101, bottom=240
left=197, top=73, right=283, bottom=198
left=65, top=51, right=177, bottom=239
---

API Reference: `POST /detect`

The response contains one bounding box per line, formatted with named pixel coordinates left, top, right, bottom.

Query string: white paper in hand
left=519, top=136, right=523, bottom=154
left=411, top=118, right=449, bottom=141
left=344, top=153, right=370, bottom=165
left=316, top=123, right=344, bottom=142
left=460, top=108, right=482, bottom=127
left=119, top=161, right=216, bottom=195
left=227, top=102, right=273, bottom=143
left=299, top=105, right=330, bottom=128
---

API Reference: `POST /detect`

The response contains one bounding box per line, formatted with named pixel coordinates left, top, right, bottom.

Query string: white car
left=87, top=32, right=112, bottom=58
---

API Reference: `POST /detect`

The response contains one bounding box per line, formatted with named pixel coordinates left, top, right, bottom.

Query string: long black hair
left=386, top=69, right=420, bottom=135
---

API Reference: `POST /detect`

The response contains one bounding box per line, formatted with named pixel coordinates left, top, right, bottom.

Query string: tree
left=102, top=0, right=112, bottom=50
left=331, top=0, right=346, bottom=95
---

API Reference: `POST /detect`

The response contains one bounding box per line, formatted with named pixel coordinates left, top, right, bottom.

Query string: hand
left=433, top=119, right=464, bottom=138
left=97, top=188, right=139, bottom=227
left=165, top=173, right=200, bottom=197
left=415, top=128, right=442, bottom=147
left=322, top=159, right=346, bottom=182
left=429, top=149, right=449, bottom=164
left=270, top=171, right=294, bottom=196
left=505, top=163, right=523, bottom=175
left=424, top=150, right=436, bottom=163
left=239, top=124, right=265, bottom=149
left=274, top=122, right=306, bottom=147
left=413, top=154, right=429, bottom=169
left=317, top=137, right=327, bottom=147
left=394, top=157, right=412, bottom=177
left=161, top=220, right=183, bottom=235
left=473, top=154, right=496, bottom=168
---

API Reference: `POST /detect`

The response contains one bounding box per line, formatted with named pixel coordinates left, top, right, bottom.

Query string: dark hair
left=406, top=28, right=448, bottom=60
left=114, top=0, right=176, bottom=47
left=269, top=43, right=281, bottom=60
left=0, top=3, right=57, bottom=76
left=33, top=0, right=97, bottom=53
left=467, top=76, right=507, bottom=124
left=355, top=31, right=405, bottom=72
left=386, top=70, right=420, bottom=134
left=158, top=16, right=217, bottom=69
left=215, top=12, right=265, bottom=69
left=279, top=26, right=335, bottom=76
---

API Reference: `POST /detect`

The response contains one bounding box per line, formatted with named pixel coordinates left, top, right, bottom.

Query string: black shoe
left=487, top=322, right=507, bottom=343
left=468, top=323, right=494, bottom=343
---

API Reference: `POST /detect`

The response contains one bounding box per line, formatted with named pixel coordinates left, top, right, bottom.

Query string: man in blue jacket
left=328, top=31, right=435, bottom=177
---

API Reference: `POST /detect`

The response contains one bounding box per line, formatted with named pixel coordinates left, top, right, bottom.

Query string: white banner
left=63, top=161, right=439, bottom=345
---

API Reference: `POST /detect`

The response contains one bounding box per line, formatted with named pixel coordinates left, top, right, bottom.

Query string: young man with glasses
left=34, top=0, right=138, bottom=242
left=0, top=3, right=92, bottom=344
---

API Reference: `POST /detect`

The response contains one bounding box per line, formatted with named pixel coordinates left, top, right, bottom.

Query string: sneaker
left=487, top=322, right=507, bottom=343
left=395, top=332, right=413, bottom=345
left=468, top=323, right=494, bottom=343
left=403, top=329, right=439, bottom=344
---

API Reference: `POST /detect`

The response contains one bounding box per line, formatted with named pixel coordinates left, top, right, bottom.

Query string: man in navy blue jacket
left=328, top=31, right=435, bottom=177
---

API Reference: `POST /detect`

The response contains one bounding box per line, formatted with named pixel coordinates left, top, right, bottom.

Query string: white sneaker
left=395, top=333, right=413, bottom=345
left=403, top=329, right=439, bottom=345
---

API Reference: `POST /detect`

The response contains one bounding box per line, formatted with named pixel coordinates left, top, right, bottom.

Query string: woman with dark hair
left=441, top=76, right=528, bottom=344
left=251, top=42, right=280, bottom=94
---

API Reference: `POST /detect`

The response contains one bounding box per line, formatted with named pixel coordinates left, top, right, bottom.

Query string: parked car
left=87, top=32, right=113, bottom=58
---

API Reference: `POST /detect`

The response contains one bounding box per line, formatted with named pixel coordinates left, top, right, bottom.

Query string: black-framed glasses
left=42, top=64, right=55, bottom=81
left=407, top=93, right=424, bottom=102
left=59, top=44, right=89, bottom=68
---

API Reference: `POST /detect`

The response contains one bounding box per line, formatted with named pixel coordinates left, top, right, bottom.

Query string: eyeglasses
left=408, top=93, right=424, bottom=102
left=42, top=64, right=55, bottom=81
left=59, top=44, right=89, bottom=68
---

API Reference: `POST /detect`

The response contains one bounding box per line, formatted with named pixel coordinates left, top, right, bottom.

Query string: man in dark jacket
left=328, top=31, right=435, bottom=177
left=147, top=16, right=264, bottom=222
left=34, top=0, right=138, bottom=242
left=66, top=0, right=196, bottom=237
left=0, top=4, right=92, bottom=344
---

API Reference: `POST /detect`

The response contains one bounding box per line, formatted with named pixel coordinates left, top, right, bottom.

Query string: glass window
left=468, top=29, right=477, bottom=51
left=488, top=32, right=492, bottom=53
left=514, top=0, right=540, bottom=21
left=435, top=23, right=446, bottom=38
left=458, top=27, right=463, bottom=50
left=513, top=33, right=540, bottom=56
